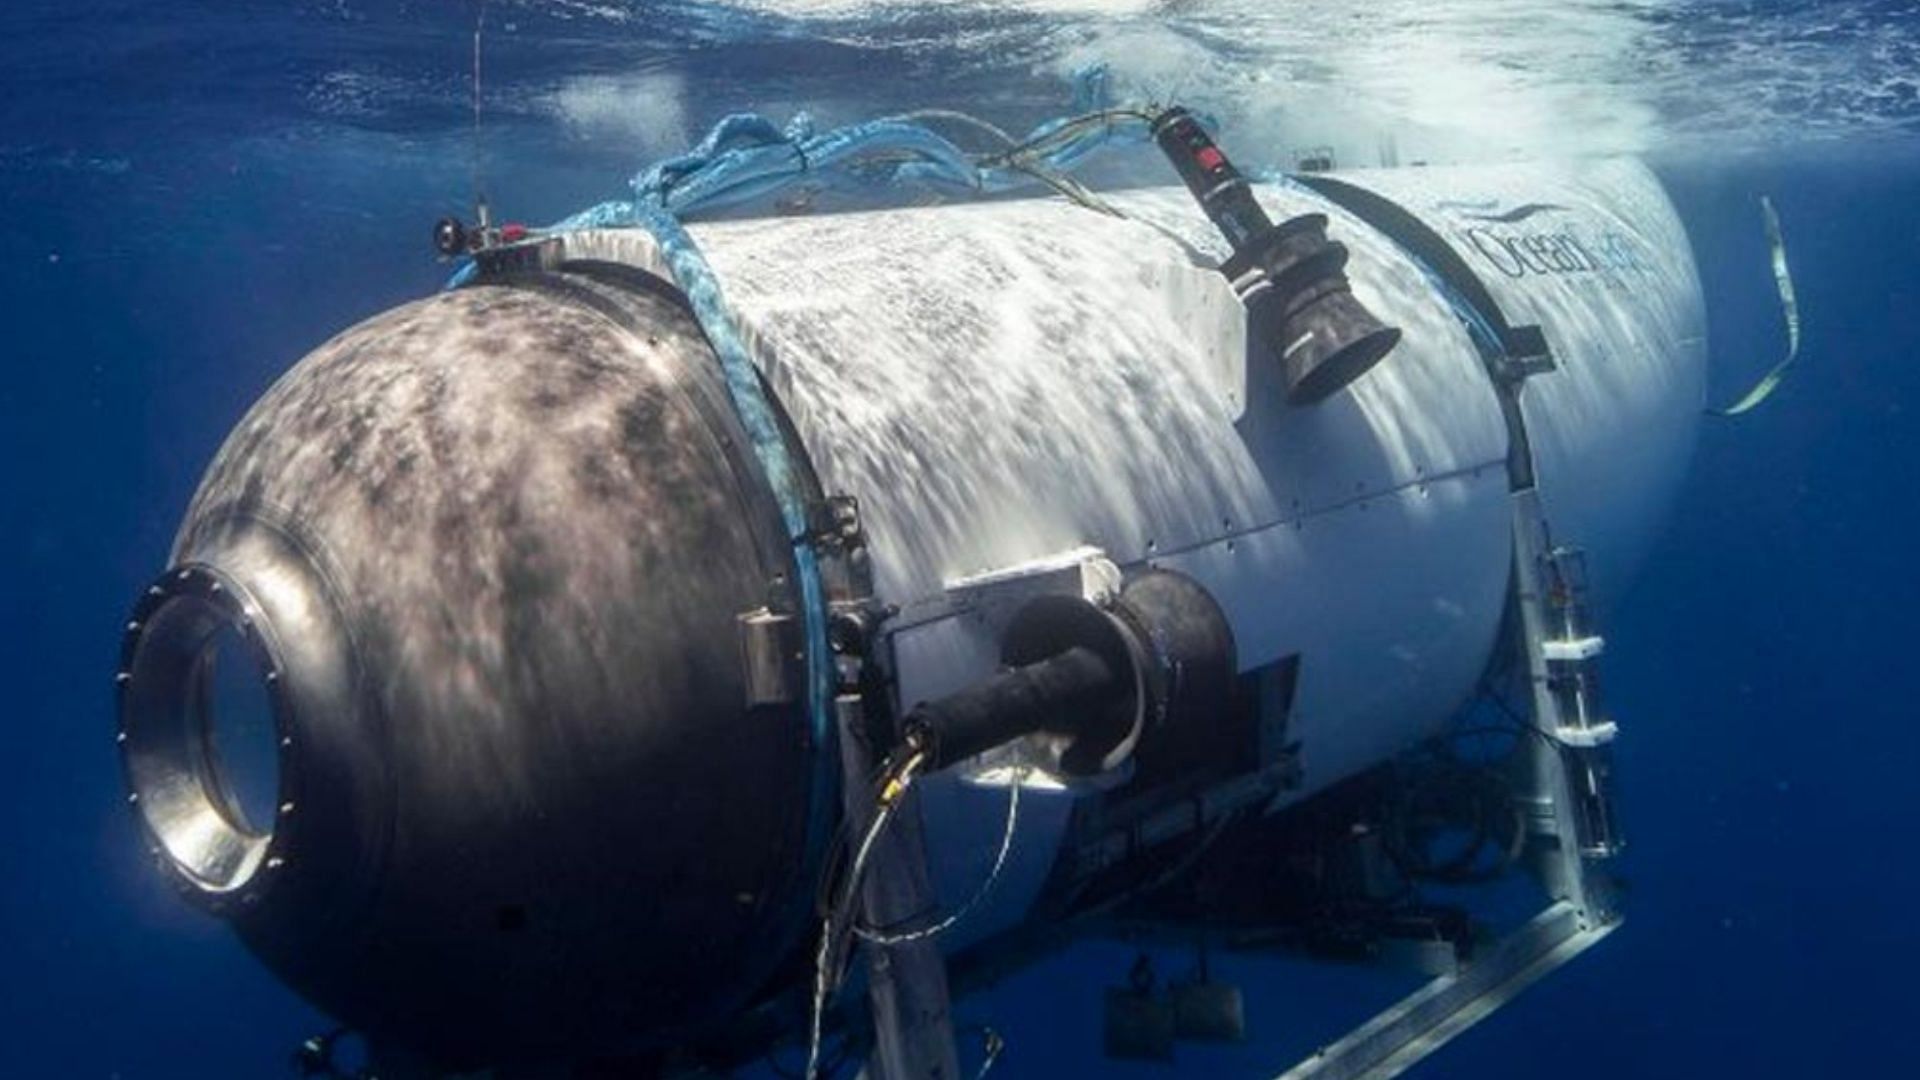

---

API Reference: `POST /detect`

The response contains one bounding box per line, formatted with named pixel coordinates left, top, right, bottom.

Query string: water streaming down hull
left=683, top=156, right=1704, bottom=951
left=112, top=155, right=1703, bottom=1069
left=700, top=160, right=1701, bottom=615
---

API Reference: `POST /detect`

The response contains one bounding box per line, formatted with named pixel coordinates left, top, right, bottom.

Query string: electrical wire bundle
left=551, top=66, right=1163, bottom=234
left=802, top=749, right=1026, bottom=1080
left=803, top=747, right=924, bottom=1080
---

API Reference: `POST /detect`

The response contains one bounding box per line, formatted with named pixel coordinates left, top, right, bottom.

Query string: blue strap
left=449, top=70, right=1165, bottom=886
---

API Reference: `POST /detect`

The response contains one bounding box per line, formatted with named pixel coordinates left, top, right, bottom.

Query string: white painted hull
left=687, top=157, right=1705, bottom=948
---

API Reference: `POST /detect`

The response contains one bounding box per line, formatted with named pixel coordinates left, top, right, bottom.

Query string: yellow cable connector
left=877, top=749, right=927, bottom=807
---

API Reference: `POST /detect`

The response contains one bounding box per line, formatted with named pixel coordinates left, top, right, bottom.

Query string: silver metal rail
left=1277, top=901, right=1614, bottom=1080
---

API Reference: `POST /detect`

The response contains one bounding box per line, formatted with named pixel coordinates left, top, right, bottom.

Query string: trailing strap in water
left=1711, top=195, right=1800, bottom=416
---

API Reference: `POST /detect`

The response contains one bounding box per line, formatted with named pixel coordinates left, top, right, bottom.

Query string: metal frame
left=1267, top=490, right=1625, bottom=1080
left=1277, top=902, right=1614, bottom=1080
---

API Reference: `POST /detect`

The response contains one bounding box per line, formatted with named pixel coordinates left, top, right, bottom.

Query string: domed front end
left=115, top=275, right=824, bottom=1070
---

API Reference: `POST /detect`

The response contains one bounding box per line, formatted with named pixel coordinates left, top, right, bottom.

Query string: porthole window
left=120, top=569, right=286, bottom=893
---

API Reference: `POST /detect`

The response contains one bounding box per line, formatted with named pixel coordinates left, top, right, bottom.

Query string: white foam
left=1043, top=0, right=1667, bottom=164
left=732, top=0, right=1158, bottom=14
left=543, top=70, right=690, bottom=153
left=695, top=0, right=1920, bottom=160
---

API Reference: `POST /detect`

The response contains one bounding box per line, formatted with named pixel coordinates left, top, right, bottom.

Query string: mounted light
left=1150, top=107, right=1401, bottom=405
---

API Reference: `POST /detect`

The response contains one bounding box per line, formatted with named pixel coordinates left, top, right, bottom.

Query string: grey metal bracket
left=1488, top=324, right=1557, bottom=387
left=1276, top=901, right=1615, bottom=1080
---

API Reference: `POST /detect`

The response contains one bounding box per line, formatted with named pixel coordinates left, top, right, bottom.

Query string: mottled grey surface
left=171, top=280, right=814, bottom=1065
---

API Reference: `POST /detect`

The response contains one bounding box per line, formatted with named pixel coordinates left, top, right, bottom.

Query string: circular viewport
left=193, top=622, right=282, bottom=836
left=121, top=572, right=285, bottom=894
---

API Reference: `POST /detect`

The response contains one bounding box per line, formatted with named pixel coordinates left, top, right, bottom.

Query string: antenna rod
left=472, top=0, right=490, bottom=232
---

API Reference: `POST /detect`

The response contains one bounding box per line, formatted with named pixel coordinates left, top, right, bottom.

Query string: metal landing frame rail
left=1276, top=901, right=1615, bottom=1080
left=1275, top=471, right=1629, bottom=1080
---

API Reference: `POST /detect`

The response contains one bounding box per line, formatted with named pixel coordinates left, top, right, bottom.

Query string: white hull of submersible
left=113, top=145, right=1706, bottom=1067
left=677, top=157, right=1705, bottom=952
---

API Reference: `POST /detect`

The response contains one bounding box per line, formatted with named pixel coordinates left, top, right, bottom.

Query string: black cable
left=975, top=107, right=1161, bottom=169
left=767, top=1031, right=861, bottom=1080
left=290, top=1028, right=362, bottom=1079
left=890, top=109, right=1019, bottom=152
left=1454, top=721, right=1569, bottom=750
left=1460, top=667, right=1579, bottom=752
left=1383, top=758, right=1525, bottom=885
left=1004, top=162, right=1124, bottom=216
left=806, top=750, right=927, bottom=1079
left=813, top=816, right=853, bottom=919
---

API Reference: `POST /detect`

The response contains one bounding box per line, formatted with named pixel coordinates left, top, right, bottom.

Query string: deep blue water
left=5, top=2, right=1919, bottom=1077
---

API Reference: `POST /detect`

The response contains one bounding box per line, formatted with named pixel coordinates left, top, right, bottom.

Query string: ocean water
left=4, top=1, right=1918, bottom=1077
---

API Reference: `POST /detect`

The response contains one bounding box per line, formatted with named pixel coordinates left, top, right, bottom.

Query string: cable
left=290, top=1028, right=362, bottom=1079
left=856, top=765, right=1025, bottom=946
left=1075, top=805, right=1243, bottom=920
left=975, top=107, right=1160, bottom=170
left=1004, top=162, right=1126, bottom=217
left=767, top=1030, right=859, bottom=1080
left=1472, top=711, right=1576, bottom=754
left=469, top=0, right=489, bottom=230
left=889, top=109, right=1019, bottom=151
left=805, top=750, right=927, bottom=1080
left=1453, top=720, right=1569, bottom=752
left=1383, top=757, right=1526, bottom=885
left=1463, top=666, right=1579, bottom=753
left=544, top=87, right=1159, bottom=242
left=974, top=1026, right=1006, bottom=1078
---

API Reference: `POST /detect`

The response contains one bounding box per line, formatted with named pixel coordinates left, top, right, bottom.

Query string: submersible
left=114, top=119, right=1703, bottom=1075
